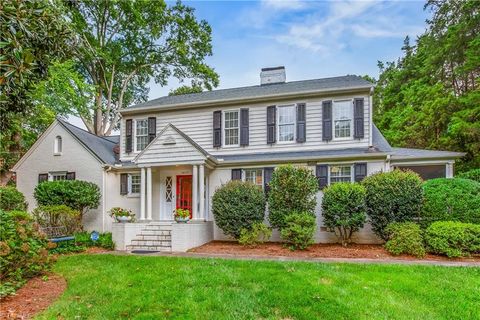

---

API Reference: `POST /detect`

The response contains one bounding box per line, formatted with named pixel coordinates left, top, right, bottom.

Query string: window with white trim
left=244, top=169, right=263, bottom=187
left=333, top=100, right=353, bottom=139
left=54, top=136, right=62, bottom=154
left=278, top=105, right=295, bottom=142
left=224, top=110, right=239, bottom=146
left=49, top=171, right=67, bottom=181
left=135, top=119, right=148, bottom=152
left=329, top=165, right=352, bottom=184
left=129, top=173, right=141, bottom=194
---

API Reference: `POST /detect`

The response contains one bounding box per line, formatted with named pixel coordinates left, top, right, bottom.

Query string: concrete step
left=126, top=245, right=171, bottom=252
left=130, top=239, right=171, bottom=247
left=143, top=224, right=172, bottom=231
left=139, top=230, right=171, bottom=236
left=135, top=234, right=171, bottom=241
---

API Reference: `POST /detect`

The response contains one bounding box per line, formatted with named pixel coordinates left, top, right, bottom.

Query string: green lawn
left=38, top=255, right=479, bottom=320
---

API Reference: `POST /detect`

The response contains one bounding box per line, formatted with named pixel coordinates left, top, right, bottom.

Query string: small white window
left=244, top=169, right=263, bottom=187
left=329, top=165, right=353, bottom=184
left=278, top=105, right=295, bottom=142
left=224, top=110, right=239, bottom=146
left=129, top=173, right=141, bottom=194
left=333, top=100, right=353, bottom=139
left=49, top=171, right=67, bottom=181
left=135, top=119, right=148, bottom=152
left=54, top=136, right=62, bottom=154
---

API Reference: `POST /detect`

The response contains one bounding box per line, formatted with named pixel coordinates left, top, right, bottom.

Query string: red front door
left=176, top=175, right=193, bottom=218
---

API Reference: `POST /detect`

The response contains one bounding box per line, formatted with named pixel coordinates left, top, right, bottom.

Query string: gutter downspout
left=102, top=165, right=114, bottom=233
left=369, top=87, right=374, bottom=147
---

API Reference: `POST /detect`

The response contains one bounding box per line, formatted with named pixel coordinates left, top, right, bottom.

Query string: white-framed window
left=329, top=165, right=353, bottom=184
left=333, top=100, right=353, bottom=139
left=244, top=169, right=263, bottom=187
left=224, top=110, right=239, bottom=146
left=49, top=171, right=67, bottom=181
left=129, top=173, right=141, bottom=195
left=278, top=105, right=295, bottom=142
left=54, top=136, right=62, bottom=155
left=135, top=119, right=148, bottom=152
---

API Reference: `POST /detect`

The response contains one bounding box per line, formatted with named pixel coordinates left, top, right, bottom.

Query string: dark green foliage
left=0, top=210, right=53, bottom=297
left=457, top=169, right=480, bottom=183
left=421, top=178, right=480, bottom=226
left=385, top=222, right=425, bottom=258
left=32, top=205, right=81, bottom=235
left=322, top=183, right=366, bottom=246
left=268, top=165, right=318, bottom=230
left=34, top=180, right=100, bottom=219
left=280, top=212, right=316, bottom=250
left=0, top=186, right=27, bottom=211
left=212, top=181, right=266, bottom=239
left=48, top=232, right=114, bottom=254
left=425, top=221, right=480, bottom=257
left=239, top=223, right=272, bottom=247
left=362, top=170, right=424, bottom=241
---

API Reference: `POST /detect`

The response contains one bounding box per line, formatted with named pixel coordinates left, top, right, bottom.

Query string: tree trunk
left=0, top=132, right=22, bottom=186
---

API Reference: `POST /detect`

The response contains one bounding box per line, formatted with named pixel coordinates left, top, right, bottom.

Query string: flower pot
left=175, top=217, right=190, bottom=223
left=116, top=216, right=132, bottom=223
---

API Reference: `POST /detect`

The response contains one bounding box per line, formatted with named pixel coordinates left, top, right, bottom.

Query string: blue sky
left=150, top=0, right=430, bottom=98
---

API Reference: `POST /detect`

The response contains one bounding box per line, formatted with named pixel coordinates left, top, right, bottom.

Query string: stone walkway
left=115, top=251, right=480, bottom=267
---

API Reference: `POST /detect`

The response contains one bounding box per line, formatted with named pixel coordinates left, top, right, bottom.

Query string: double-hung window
left=135, top=119, right=148, bottom=152
left=244, top=169, right=263, bottom=187
left=329, top=165, right=352, bottom=184
left=129, top=173, right=141, bottom=195
left=224, top=110, right=239, bottom=146
left=50, top=171, right=67, bottom=181
left=333, top=100, right=353, bottom=139
left=278, top=105, right=295, bottom=142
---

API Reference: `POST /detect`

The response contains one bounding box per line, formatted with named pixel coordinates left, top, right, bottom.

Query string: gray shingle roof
left=125, top=75, right=373, bottom=112
left=390, top=147, right=464, bottom=160
left=58, top=119, right=118, bottom=165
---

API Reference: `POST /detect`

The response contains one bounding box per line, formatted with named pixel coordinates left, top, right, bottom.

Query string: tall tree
left=0, top=0, right=73, bottom=185
left=57, top=0, right=219, bottom=136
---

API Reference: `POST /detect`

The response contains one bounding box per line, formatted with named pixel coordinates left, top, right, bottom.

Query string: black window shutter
left=120, top=173, right=128, bottom=195
left=354, top=98, right=364, bottom=139
left=266, top=105, right=276, bottom=144
left=125, top=119, right=133, bottom=153
left=354, top=163, right=367, bottom=182
left=213, top=111, right=222, bottom=148
left=231, top=169, right=242, bottom=180
left=66, top=172, right=76, bottom=180
left=240, top=108, right=249, bottom=146
left=148, top=117, right=156, bottom=143
left=38, top=173, right=48, bottom=183
left=263, top=167, right=274, bottom=194
left=322, top=101, right=332, bottom=141
left=296, top=103, right=306, bottom=143
left=316, top=165, right=328, bottom=190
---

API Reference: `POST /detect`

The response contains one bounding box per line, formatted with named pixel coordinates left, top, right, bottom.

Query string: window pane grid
left=136, top=119, right=148, bottom=151
left=245, top=169, right=263, bottom=187
left=278, top=106, right=295, bottom=142
left=333, top=101, right=352, bottom=138
left=130, top=174, right=141, bottom=194
left=330, top=166, right=352, bottom=184
left=224, top=111, right=239, bottom=145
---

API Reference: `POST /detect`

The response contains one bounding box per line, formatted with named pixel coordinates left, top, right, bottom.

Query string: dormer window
left=54, top=136, right=62, bottom=155
left=135, top=119, right=148, bottom=152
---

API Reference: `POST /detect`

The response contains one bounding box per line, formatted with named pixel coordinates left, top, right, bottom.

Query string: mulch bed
left=190, top=241, right=480, bottom=262
left=0, top=274, right=66, bottom=320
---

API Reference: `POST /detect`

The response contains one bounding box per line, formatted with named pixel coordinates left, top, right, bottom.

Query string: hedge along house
left=13, top=67, right=464, bottom=252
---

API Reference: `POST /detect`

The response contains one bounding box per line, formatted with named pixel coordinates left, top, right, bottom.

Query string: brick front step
left=130, top=239, right=171, bottom=247
left=126, top=245, right=171, bottom=252
left=134, top=234, right=171, bottom=241
left=138, top=230, right=171, bottom=236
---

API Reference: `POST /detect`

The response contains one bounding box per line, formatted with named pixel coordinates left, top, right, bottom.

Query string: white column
left=192, top=165, right=198, bottom=220
left=199, top=164, right=205, bottom=220
left=140, top=167, right=146, bottom=221
left=146, top=167, right=152, bottom=220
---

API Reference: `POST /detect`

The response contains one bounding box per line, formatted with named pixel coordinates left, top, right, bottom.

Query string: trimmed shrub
left=385, top=222, right=425, bottom=258
left=49, top=232, right=115, bottom=254
left=239, top=223, right=272, bottom=247
left=280, top=212, right=316, bottom=250
left=0, top=210, right=53, bottom=297
left=457, top=168, right=480, bottom=183
left=421, top=178, right=480, bottom=226
left=0, top=186, right=27, bottom=211
left=34, top=180, right=101, bottom=223
left=268, top=165, right=318, bottom=230
left=362, top=170, right=423, bottom=240
left=425, top=221, right=480, bottom=258
left=322, top=182, right=366, bottom=247
left=32, top=205, right=81, bottom=235
left=212, top=181, right=266, bottom=239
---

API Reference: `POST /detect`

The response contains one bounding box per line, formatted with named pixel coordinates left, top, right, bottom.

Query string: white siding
left=121, top=93, right=371, bottom=161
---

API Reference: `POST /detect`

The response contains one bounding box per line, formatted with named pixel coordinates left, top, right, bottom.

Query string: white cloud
left=261, top=0, right=307, bottom=11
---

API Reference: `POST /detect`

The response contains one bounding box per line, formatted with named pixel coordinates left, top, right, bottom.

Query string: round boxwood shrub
left=212, top=180, right=266, bottom=239
left=0, top=186, right=27, bottom=211
left=425, top=221, right=480, bottom=257
left=268, top=165, right=318, bottom=230
left=385, top=222, right=425, bottom=258
left=362, top=170, right=423, bottom=241
left=34, top=180, right=100, bottom=221
left=32, top=205, right=81, bottom=235
left=421, top=178, right=480, bottom=226
left=322, top=182, right=366, bottom=247
left=457, top=168, right=480, bottom=183
left=280, top=211, right=317, bottom=250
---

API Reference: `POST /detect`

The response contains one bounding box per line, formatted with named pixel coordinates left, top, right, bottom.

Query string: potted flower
left=109, top=207, right=135, bottom=223
left=174, top=208, right=190, bottom=223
